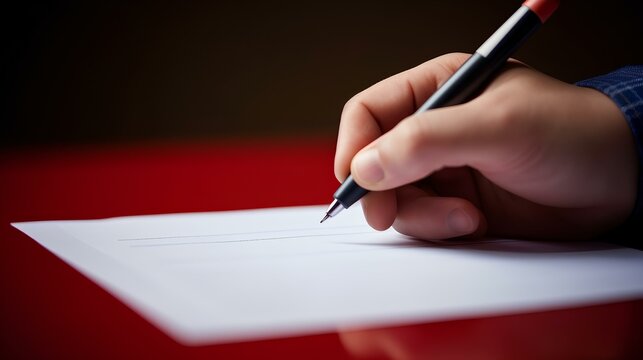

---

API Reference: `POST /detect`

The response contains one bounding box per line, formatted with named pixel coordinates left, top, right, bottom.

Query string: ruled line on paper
left=129, top=231, right=374, bottom=248
left=117, top=224, right=370, bottom=242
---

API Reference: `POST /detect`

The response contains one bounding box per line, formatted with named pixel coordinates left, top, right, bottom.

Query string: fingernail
left=447, top=208, right=474, bottom=235
left=353, top=149, right=384, bottom=184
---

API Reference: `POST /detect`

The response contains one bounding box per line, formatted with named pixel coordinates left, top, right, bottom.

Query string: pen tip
left=320, top=214, right=330, bottom=223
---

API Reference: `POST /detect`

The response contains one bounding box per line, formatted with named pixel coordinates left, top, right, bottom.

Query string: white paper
left=13, top=205, right=643, bottom=345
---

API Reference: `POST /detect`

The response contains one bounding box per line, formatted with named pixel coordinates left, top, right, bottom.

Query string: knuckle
left=485, top=94, right=520, bottom=132
left=341, top=93, right=365, bottom=118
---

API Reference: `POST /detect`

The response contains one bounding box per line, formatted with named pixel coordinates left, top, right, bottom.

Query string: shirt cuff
left=576, top=66, right=643, bottom=238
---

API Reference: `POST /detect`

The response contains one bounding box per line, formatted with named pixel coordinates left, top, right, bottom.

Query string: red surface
left=523, top=0, right=560, bottom=23
left=1, top=139, right=642, bottom=359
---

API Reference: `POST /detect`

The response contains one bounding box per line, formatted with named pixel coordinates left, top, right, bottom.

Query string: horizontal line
left=130, top=231, right=374, bottom=247
left=118, top=225, right=368, bottom=242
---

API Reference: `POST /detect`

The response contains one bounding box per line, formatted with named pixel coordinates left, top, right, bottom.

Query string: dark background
left=2, top=0, right=642, bottom=148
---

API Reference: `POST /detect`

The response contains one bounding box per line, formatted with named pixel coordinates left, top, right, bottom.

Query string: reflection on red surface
left=340, top=300, right=643, bottom=360
left=1, top=139, right=642, bottom=359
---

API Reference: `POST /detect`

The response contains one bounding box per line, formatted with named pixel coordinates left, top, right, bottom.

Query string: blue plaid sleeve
left=576, top=66, right=643, bottom=231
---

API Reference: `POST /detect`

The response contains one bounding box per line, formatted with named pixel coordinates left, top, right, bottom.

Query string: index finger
left=334, top=53, right=471, bottom=181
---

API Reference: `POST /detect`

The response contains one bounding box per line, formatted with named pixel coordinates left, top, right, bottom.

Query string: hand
left=334, top=53, right=637, bottom=240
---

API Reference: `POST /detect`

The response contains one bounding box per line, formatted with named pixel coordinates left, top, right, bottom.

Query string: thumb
left=349, top=102, right=509, bottom=191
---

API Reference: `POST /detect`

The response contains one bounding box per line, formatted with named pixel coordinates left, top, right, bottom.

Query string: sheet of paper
left=13, top=205, right=643, bottom=345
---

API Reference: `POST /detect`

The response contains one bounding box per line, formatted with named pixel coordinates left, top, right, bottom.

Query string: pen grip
left=333, top=55, right=499, bottom=210
left=333, top=175, right=368, bottom=208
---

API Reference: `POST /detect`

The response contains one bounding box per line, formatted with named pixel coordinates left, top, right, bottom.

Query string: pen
left=321, top=0, right=559, bottom=223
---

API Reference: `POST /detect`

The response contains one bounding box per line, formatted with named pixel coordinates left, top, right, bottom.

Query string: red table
left=1, top=139, right=642, bottom=359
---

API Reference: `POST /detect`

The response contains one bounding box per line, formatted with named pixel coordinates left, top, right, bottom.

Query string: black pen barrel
left=332, top=4, right=544, bottom=211
left=417, top=6, right=541, bottom=112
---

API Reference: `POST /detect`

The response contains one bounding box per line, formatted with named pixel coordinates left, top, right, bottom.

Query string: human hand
left=334, top=53, right=637, bottom=240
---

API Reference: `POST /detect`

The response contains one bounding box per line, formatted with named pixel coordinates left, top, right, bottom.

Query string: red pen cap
left=523, top=0, right=560, bottom=23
